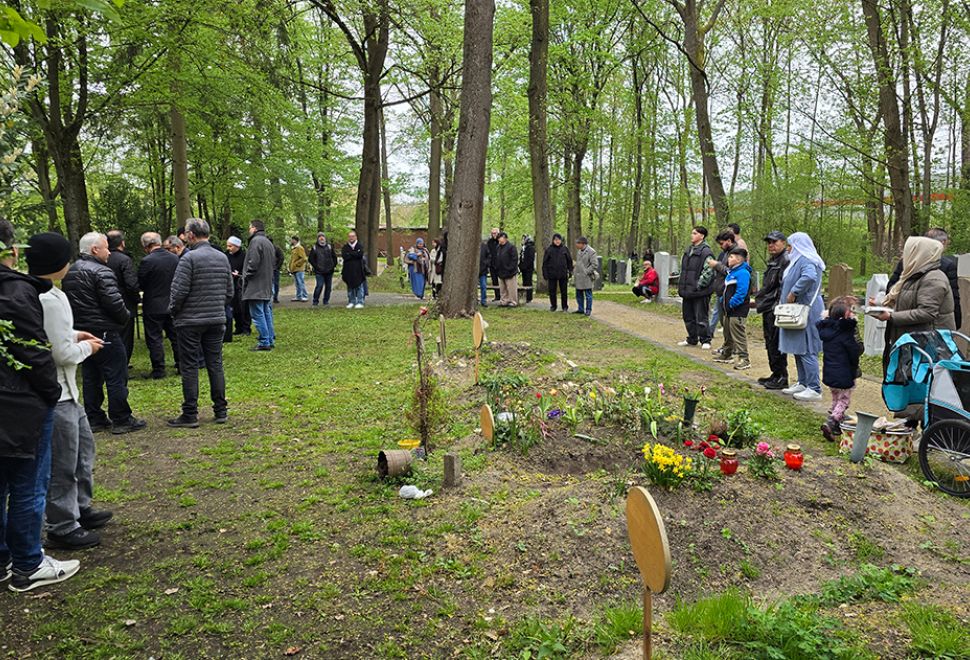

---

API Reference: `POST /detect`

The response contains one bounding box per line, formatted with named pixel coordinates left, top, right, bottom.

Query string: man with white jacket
left=30, top=233, right=113, bottom=551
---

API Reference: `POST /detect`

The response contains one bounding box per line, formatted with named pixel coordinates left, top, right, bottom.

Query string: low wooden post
left=443, top=454, right=461, bottom=487
left=473, top=312, right=487, bottom=384
left=439, top=315, right=447, bottom=358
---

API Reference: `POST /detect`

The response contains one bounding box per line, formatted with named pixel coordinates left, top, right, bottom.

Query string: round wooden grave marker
left=480, top=404, right=495, bottom=443
left=472, top=312, right=487, bottom=348
left=626, top=486, right=671, bottom=659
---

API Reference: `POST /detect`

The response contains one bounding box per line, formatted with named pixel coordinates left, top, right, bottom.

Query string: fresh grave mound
left=517, top=426, right=641, bottom=475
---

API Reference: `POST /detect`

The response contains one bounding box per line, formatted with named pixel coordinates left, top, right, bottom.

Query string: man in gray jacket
left=242, top=220, right=276, bottom=350
left=168, top=219, right=233, bottom=428
left=573, top=237, right=599, bottom=317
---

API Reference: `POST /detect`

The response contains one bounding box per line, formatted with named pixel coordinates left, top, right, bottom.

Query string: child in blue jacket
left=714, top=247, right=753, bottom=370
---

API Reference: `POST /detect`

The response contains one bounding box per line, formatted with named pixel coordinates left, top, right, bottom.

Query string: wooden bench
left=486, top=285, right=534, bottom=302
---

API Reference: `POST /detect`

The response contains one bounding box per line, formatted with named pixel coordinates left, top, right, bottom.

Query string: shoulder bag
left=773, top=279, right=822, bottom=330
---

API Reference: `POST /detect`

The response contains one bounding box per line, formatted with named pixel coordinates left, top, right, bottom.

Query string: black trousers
left=144, top=313, right=179, bottom=374
left=490, top=272, right=499, bottom=299
left=121, top=311, right=135, bottom=363
left=682, top=296, right=712, bottom=344
left=177, top=324, right=227, bottom=418
left=548, top=278, right=569, bottom=310
left=522, top=271, right=534, bottom=302
left=81, top=330, right=132, bottom=426
left=231, top=283, right=251, bottom=334
left=632, top=285, right=656, bottom=299
left=762, top=312, right=788, bottom=379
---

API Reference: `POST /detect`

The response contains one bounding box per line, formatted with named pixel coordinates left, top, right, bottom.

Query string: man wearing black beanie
left=31, top=233, right=114, bottom=551
left=0, top=223, right=82, bottom=592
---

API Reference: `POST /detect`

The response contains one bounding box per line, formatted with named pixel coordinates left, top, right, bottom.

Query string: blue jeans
left=479, top=275, right=488, bottom=304
left=272, top=271, right=280, bottom=303
left=313, top=273, right=333, bottom=304
left=709, top=301, right=721, bottom=336
left=576, top=289, right=593, bottom=315
left=348, top=284, right=366, bottom=306
left=0, top=407, right=54, bottom=573
left=794, top=353, right=821, bottom=393
left=293, top=271, right=307, bottom=300
left=249, top=300, right=276, bottom=347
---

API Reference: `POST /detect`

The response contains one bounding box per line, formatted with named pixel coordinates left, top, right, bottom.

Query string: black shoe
left=820, top=418, right=842, bottom=442
left=763, top=377, right=788, bottom=391
left=214, top=413, right=228, bottom=424
left=550, top=306, right=557, bottom=312
left=88, top=421, right=111, bottom=434
left=150, top=370, right=166, bottom=380
left=250, top=345, right=273, bottom=352
left=757, top=376, right=771, bottom=385
left=167, top=415, right=200, bottom=428
left=111, top=418, right=147, bottom=435
left=572, top=310, right=585, bottom=314
left=46, top=527, right=101, bottom=550
left=480, top=301, right=488, bottom=308
left=79, top=508, right=113, bottom=529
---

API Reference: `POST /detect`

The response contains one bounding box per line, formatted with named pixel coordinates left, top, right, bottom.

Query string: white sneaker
left=354, top=304, right=364, bottom=309
left=346, top=303, right=354, bottom=309
left=701, top=342, right=712, bottom=350
left=8, top=555, right=80, bottom=592
left=782, top=383, right=807, bottom=395
left=794, top=389, right=822, bottom=401
left=677, top=340, right=691, bottom=347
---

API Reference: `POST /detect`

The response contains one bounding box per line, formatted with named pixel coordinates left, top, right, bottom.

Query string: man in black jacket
left=225, top=236, right=250, bottom=337
left=0, top=220, right=83, bottom=592
left=106, top=230, right=140, bottom=365
left=308, top=232, right=336, bottom=306
left=542, top=233, right=573, bottom=312
left=886, top=227, right=961, bottom=329
left=270, top=237, right=284, bottom=304
left=519, top=236, right=536, bottom=303
left=494, top=233, right=519, bottom=307
left=755, top=231, right=790, bottom=389
left=478, top=240, right=491, bottom=307
left=63, top=232, right=145, bottom=435
left=677, top=226, right=715, bottom=348
left=487, top=227, right=500, bottom=301
left=138, top=232, right=180, bottom=379
left=168, top=218, right=234, bottom=428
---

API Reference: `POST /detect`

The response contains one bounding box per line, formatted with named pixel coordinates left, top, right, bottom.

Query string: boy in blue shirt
left=713, top=247, right=753, bottom=370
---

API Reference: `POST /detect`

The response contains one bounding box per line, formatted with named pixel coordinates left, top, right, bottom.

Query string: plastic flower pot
left=850, top=411, right=879, bottom=463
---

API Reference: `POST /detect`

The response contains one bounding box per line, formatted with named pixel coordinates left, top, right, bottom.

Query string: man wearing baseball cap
left=754, top=231, right=790, bottom=389
left=30, top=233, right=114, bottom=551
left=0, top=223, right=83, bottom=591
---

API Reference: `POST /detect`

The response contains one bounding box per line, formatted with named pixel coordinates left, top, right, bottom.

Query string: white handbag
left=773, top=281, right=821, bottom=330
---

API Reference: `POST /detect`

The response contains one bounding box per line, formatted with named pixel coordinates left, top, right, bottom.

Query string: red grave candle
left=784, top=444, right=804, bottom=471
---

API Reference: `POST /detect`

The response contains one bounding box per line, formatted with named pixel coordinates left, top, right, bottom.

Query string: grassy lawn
left=2, top=303, right=967, bottom=658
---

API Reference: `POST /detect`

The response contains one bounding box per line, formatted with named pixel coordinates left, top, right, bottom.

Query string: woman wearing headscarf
left=874, top=236, right=956, bottom=370
left=778, top=232, right=826, bottom=401
left=429, top=238, right=445, bottom=298
left=404, top=238, right=431, bottom=299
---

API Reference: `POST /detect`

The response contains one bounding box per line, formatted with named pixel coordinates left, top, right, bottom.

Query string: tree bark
left=381, top=108, right=394, bottom=265
left=32, top=137, right=59, bottom=232
left=170, top=104, right=192, bottom=228
left=861, top=0, right=915, bottom=243
left=429, top=82, right=443, bottom=237
left=439, top=0, right=495, bottom=318
left=528, top=0, right=552, bottom=294
left=628, top=53, right=644, bottom=257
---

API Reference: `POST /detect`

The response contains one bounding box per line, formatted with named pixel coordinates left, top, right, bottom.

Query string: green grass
left=901, top=603, right=970, bottom=659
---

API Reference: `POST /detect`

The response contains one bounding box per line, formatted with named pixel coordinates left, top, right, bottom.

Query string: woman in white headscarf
left=778, top=232, right=826, bottom=400
left=875, top=236, right=955, bottom=369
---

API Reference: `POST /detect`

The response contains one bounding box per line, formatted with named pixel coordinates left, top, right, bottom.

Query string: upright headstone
left=957, top=253, right=970, bottom=278
left=864, top=274, right=889, bottom=356
left=655, top=252, right=677, bottom=303
left=828, top=264, right=854, bottom=301
left=625, top=260, right=634, bottom=287
left=959, top=278, right=970, bottom=338
left=595, top=256, right=605, bottom=291
left=608, top=258, right=618, bottom=284
left=617, top=260, right=629, bottom=285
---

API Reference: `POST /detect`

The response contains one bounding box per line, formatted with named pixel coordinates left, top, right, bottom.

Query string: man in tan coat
left=289, top=236, right=308, bottom=302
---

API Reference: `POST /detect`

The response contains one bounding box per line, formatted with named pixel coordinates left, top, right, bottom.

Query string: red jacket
left=638, top=267, right=659, bottom=296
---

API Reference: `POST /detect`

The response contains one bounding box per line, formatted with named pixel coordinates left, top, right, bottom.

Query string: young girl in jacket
left=632, top=260, right=659, bottom=303
left=817, top=296, right=863, bottom=440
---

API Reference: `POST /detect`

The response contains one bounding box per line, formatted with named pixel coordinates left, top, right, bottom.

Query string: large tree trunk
left=677, top=0, right=729, bottom=224
left=32, top=138, right=59, bottom=232
left=429, top=83, right=443, bottom=238
left=861, top=0, right=915, bottom=244
left=170, top=104, right=192, bottom=228
left=438, top=0, right=495, bottom=318
left=528, top=0, right=552, bottom=294
left=566, top=147, right=586, bottom=250
left=381, top=108, right=394, bottom=265
left=627, top=53, right=644, bottom=256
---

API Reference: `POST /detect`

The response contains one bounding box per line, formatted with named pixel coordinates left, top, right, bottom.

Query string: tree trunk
left=566, top=148, right=586, bottom=251
left=628, top=53, right=644, bottom=256
left=429, top=83, right=443, bottom=237
left=32, top=138, right=59, bottom=232
left=170, top=104, right=192, bottom=227
left=528, top=0, right=552, bottom=294
left=381, top=108, right=394, bottom=265
left=438, top=0, right=495, bottom=318
left=861, top=0, right=915, bottom=244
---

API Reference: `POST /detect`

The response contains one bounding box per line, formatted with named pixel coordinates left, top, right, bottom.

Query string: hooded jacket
left=0, top=265, right=61, bottom=458
left=722, top=261, right=752, bottom=318
left=542, top=237, right=573, bottom=280
left=818, top=317, right=863, bottom=389
left=62, top=255, right=131, bottom=334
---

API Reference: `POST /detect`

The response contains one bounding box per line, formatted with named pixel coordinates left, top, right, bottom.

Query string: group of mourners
left=676, top=223, right=961, bottom=440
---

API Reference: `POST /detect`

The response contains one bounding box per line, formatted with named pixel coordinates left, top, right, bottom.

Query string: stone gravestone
left=594, top=256, right=605, bottom=291
left=959, top=255, right=970, bottom=352
left=828, top=264, right=854, bottom=301
left=625, top=260, right=634, bottom=287
left=958, top=253, right=970, bottom=278
left=617, top=260, right=629, bottom=285
left=608, top=258, right=618, bottom=284
left=864, top=274, right=889, bottom=356
left=655, top=252, right=678, bottom=303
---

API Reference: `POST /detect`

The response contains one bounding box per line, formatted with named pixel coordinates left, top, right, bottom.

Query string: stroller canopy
left=882, top=330, right=963, bottom=413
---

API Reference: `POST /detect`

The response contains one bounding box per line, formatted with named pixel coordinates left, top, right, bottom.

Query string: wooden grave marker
left=480, top=404, right=495, bottom=443
left=626, top=486, right=671, bottom=660
left=473, top=312, right=488, bottom=383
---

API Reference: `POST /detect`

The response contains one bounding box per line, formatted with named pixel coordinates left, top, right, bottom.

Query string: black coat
left=0, top=265, right=61, bottom=459
left=341, top=241, right=366, bottom=289
left=542, top=243, right=573, bottom=280
left=755, top=252, right=789, bottom=314
left=519, top=242, right=536, bottom=275
left=818, top=317, right=863, bottom=390
left=170, top=240, right=234, bottom=328
left=487, top=237, right=500, bottom=275
left=309, top=243, right=336, bottom=275
left=887, top=255, right=961, bottom=329
left=678, top=242, right=714, bottom=299
left=138, top=247, right=180, bottom=316
left=107, top=249, right=140, bottom=310
left=479, top=242, right=491, bottom=277
left=273, top=244, right=285, bottom=272
left=63, top=255, right=131, bottom=334
left=494, top=242, right=518, bottom=279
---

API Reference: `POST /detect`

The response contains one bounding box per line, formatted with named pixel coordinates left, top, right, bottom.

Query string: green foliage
left=668, top=590, right=751, bottom=642
left=591, top=602, right=643, bottom=654
left=813, top=564, right=918, bottom=606
left=723, top=409, right=763, bottom=448
left=901, top=603, right=970, bottom=659
left=503, top=616, right=578, bottom=659
left=0, top=318, right=47, bottom=371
